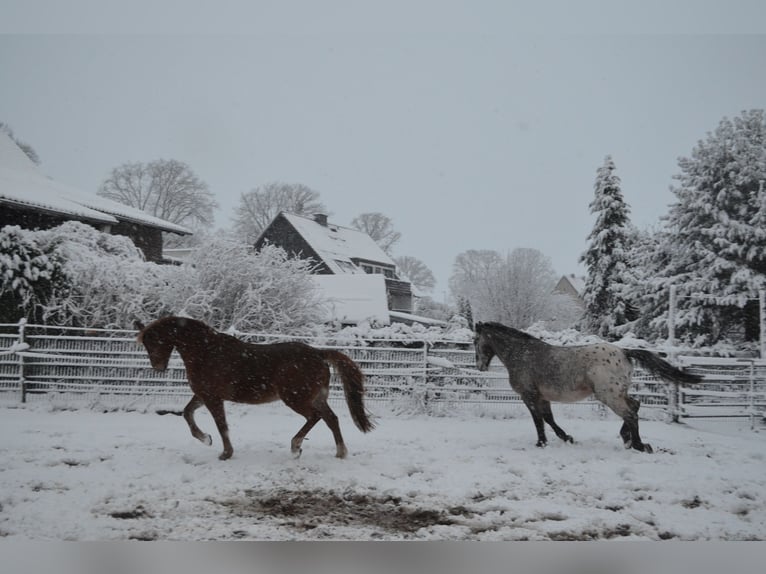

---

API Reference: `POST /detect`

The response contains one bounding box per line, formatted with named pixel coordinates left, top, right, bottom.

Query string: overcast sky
left=2, top=2, right=765, bottom=299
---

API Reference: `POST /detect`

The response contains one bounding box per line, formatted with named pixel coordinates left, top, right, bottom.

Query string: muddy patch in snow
left=213, top=488, right=461, bottom=535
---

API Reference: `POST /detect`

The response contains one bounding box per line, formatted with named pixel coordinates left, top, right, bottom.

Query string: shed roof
left=0, top=132, right=191, bottom=235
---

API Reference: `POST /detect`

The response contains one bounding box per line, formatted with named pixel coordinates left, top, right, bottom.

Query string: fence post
left=749, top=361, right=756, bottom=431
left=760, top=290, right=765, bottom=359
left=422, top=341, right=430, bottom=410
left=17, top=319, right=27, bottom=403
left=667, top=286, right=680, bottom=422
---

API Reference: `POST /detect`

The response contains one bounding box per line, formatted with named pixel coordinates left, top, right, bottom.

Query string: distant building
left=0, top=132, right=190, bottom=263
left=254, top=212, right=416, bottom=324
left=554, top=274, right=586, bottom=309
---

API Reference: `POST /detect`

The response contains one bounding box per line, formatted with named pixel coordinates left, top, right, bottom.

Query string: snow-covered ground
left=0, top=402, right=764, bottom=541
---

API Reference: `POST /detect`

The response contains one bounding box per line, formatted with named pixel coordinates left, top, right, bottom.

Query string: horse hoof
left=643, top=444, right=654, bottom=454
left=336, top=446, right=348, bottom=459
left=535, top=441, right=547, bottom=448
left=565, top=435, right=574, bottom=444
left=292, top=448, right=302, bottom=459
left=201, top=434, right=212, bottom=446
left=219, top=451, right=232, bottom=461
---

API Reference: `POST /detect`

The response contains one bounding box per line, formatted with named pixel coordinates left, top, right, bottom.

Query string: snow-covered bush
left=3, top=223, right=329, bottom=334
left=0, top=225, right=64, bottom=323
left=32, top=222, right=167, bottom=328
left=168, top=239, right=329, bottom=336
left=327, top=318, right=473, bottom=347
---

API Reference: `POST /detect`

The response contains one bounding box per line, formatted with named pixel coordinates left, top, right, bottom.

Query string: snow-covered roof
left=312, top=274, right=391, bottom=325
left=0, top=132, right=191, bottom=235
left=281, top=212, right=396, bottom=274
left=559, top=274, right=586, bottom=296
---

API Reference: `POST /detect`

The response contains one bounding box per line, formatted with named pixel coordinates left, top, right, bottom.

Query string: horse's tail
left=320, top=350, right=375, bottom=433
left=623, top=349, right=703, bottom=386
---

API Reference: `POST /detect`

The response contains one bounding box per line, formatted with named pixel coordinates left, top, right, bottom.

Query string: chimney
left=313, top=213, right=328, bottom=226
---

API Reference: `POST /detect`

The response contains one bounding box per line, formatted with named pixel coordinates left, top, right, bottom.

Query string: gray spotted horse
left=473, top=322, right=701, bottom=453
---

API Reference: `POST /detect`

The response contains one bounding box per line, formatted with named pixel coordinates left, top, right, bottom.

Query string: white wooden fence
left=1, top=322, right=764, bottom=427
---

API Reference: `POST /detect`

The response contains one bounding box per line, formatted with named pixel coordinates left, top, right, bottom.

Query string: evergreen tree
left=657, top=109, right=766, bottom=345
left=580, top=155, right=633, bottom=339
left=457, top=296, right=474, bottom=329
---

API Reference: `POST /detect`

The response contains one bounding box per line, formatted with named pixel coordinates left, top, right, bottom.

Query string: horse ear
left=133, top=320, right=145, bottom=331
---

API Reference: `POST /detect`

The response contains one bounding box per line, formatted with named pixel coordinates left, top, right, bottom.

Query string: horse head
left=135, top=319, right=174, bottom=371
left=473, top=323, right=496, bottom=371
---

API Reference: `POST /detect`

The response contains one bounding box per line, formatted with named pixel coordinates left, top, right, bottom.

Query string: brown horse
left=135, top=316, right=374, bottom=460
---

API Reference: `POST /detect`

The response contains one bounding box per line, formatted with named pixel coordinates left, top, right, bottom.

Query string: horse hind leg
left=540, top=400, right=574, bottom=444
left=624, top=396, right=653, bottom=453
left=605, top=394, right=653, bottom=453
left=317, top=400, right=348, bottom=459
left=183, top=395, right=213, bottom=447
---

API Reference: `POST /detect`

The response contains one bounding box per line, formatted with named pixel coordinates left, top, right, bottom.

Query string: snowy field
left=0, top=402, right=765, bottom=542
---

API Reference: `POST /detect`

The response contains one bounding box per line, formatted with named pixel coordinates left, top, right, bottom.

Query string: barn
left=0, top=132, right=190, bottom=263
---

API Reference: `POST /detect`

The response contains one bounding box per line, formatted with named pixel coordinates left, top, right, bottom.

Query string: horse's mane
left=475, top=322, right=544, bottom=344
left=143, top=316, right=217, bottom=338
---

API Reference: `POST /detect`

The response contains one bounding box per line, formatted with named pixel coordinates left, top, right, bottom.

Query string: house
left=554, top=274, right=586, bottom=309
left=254, top=212, right=415, bottom=324
left=0, top=132, right=190, bottom=263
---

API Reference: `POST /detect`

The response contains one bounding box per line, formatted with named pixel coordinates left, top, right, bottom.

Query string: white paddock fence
left=1, top=322, right=765, bottom=428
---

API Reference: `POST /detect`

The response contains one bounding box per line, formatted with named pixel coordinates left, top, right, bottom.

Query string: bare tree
left=232, top=182, right=327, bottom=244
left=1, top=122, right=40, bottom=164
left=449, top=249, right=504, bottom=322
left=350, top=212, right=401, bottom=254
left=450, top=247, right=577, bottom=329
left=98, top=159, right=218, bottom=236
left=394, top=255, right=436, bottom=292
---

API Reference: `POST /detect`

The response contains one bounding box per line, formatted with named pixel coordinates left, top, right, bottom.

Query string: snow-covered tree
left=450, top=247, right=578, bottom=329
left=654, top=109, right=766, bottom=345
left=622, top=226, right=672, bottom=340
left=580, top=155, right=634, bottom=340
left=232, top=182, right=327, bottom=244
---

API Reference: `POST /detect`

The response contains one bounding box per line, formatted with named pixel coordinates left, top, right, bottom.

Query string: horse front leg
left=522, top=395, right=548, bottom=447
left=183, top=395, right=213, bottom=446
left=204, top=398, right=234, bottom=460
left=540, top=400, right=574, bottom=444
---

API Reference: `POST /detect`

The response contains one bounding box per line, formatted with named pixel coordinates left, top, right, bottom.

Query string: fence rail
left=1, top=322, right=765, bottom=427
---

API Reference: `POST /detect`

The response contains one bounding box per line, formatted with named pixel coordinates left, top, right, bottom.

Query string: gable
left=258, top=212, right=397, bottom=275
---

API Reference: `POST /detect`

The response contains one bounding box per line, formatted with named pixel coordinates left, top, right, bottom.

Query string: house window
left=334, top=260, right=359, bottom=273
left=361, top=263, right=395, bottom=278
